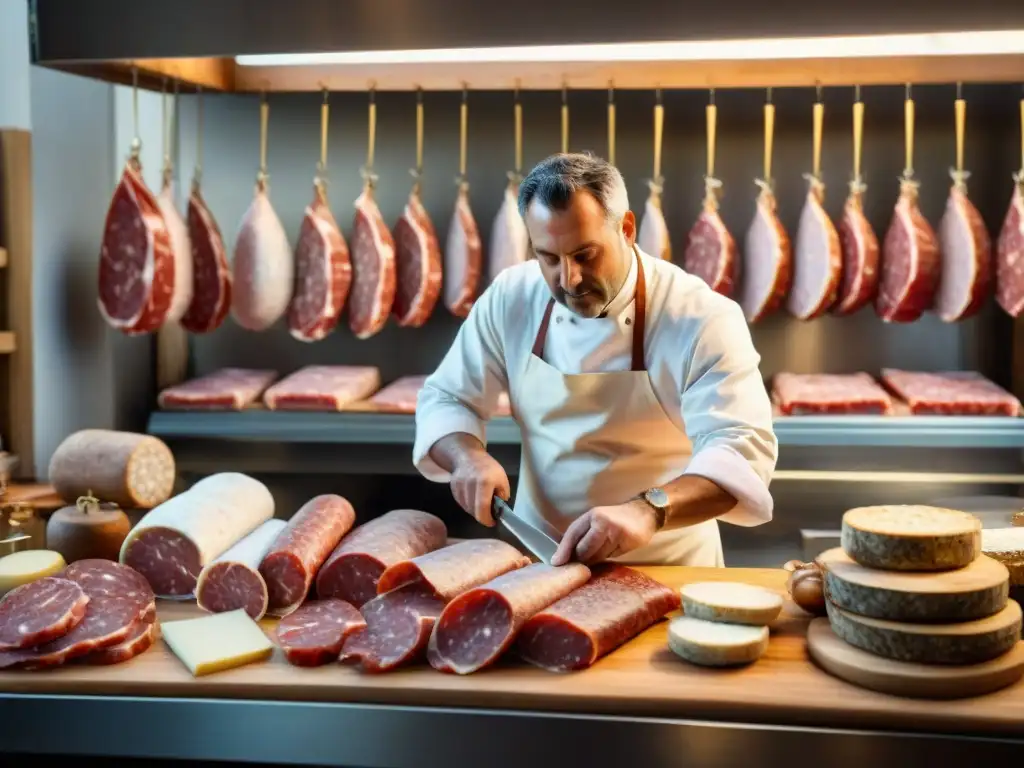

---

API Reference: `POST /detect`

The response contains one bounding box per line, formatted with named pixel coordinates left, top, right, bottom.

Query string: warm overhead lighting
left=235, top=30, right=1024, bottom=67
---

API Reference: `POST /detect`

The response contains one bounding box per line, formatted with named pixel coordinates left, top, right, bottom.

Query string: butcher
left=414, top=153, right=777, bottom=567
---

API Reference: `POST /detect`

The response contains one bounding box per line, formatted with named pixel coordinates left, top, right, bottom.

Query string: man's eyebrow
left=534, top=242, right=600, bottom=258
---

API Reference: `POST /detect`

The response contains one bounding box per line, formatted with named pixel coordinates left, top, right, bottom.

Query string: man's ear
left=620, top=210, right=637, bottom=247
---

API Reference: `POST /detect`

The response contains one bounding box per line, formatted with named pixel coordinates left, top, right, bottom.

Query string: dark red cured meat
left=287, top=193, right=352, bottom=342
left=428, top=563, right=591, bottom=675
left=683, top=207, right=737, bottom=297
left=997, top=182, right=1024, bottom=318
left=0, top=560, right=155, bottom=670
left=316, top=509, right=447, bottom=607
left=339, top=585, right=445, bottom=672
left=772, top=372, right=894, bottom=416
left=83, top=617, right=159, bottom=666
left=444, top=187, right=483, bottom=318
left=348, top=189, right=396, bottom=339
left=197, top=562, right=266, bottom=619
left=880, top=369, right=1022, bottom=416
left=263, top=366, right=380, bottom=412
left=393, top=191, right=443, bottom=328
left=97, top=162, right=175, bottom=335
left=276, top=598, right=366, bottom=666
left=835, top=189, right=880, bottom=315
left=516, top=565, right=680, bottom=672
left=376, top=539, right=531, bottom=601
left=876, top=183, right=940, bottom=323
left=0, top=577, right=89, bottom=650
left=260, top=495, right=356, bottom=616
left=157, top=368, right=278, bottom=411
left=181, top=186, right=232, bottom=333
left=122, top=528, right=201, bottom=597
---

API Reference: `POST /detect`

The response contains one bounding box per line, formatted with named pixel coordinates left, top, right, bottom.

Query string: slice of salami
left=259, top=495, right=356, bottom=617
left=0, top=577, right=89, bottom=650
left=375, top=539, right=531, bottom=601
left=275, top=598, right=366, bottom=667
left=428, top=563, right=591, bottom=675
left=339, top=585, right=445, bottom=673
left=316, top=509, right=448, bottom=607
left=516, top=565, right=680, bottom=672
left=196, top=519, right=287, bottom=620
left=83, top=617, right=160, bottom=666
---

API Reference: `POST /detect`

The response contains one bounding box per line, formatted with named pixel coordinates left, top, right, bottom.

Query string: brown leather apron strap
left=532, top=299, right=557, bottom=358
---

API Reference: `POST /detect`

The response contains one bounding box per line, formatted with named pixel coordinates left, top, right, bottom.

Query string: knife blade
left=491, top=496, right=559, bottom=565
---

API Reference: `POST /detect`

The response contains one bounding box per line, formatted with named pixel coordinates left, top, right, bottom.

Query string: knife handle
left=491, top=496, right=511, bottom=521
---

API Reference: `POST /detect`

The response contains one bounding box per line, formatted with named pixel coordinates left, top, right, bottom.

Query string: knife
left=491, top=496, right=559, bottom=565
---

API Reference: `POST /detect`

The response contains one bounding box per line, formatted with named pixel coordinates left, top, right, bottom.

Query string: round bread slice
left=841, top=505, right=981, bottom=571
left=668, top=616, right=769, bottom=667
left=680, top=581, right=783, bottom=626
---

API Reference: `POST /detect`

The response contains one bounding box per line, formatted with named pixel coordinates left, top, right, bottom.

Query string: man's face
left=523, top=191, right=637, bottom=318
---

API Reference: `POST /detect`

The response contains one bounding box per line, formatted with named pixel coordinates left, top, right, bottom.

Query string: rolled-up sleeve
left=680, top=302, right=778, bottom=526
left=413, top=275, right=511, bottom=482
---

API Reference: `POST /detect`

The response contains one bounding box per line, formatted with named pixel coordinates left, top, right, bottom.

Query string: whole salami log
left=835, top=182, right=880, bottom=315
left=48, top=429, right=176, bottom=509
left=196, top=519, right=287, bottom=620
left=275, top=598, right=366, bottom=667
left=316, top=509, right=448, bottom=607
left=393, top=183, right=443, bottom=328
left=428, top=562, right=591, bottom=675
left=936, top=177, right=992, bottom=322
left=488, top=183, right=529, bottom=284
left=445, top=184, right=483, bottom=317
left=740, top=182, right=792, bottom=323
left=181, top=183, right=232, bottom=334
left=121, top=473, right=275, bottom=597
left=156, top=176, right=194, bottom=324
left=0, top=577, right=88, bottom=650
left=287, top=188, right=352, bottom=342
left=683, top=185, right=736, bottom=297
left=231, top=186, right=294, bottom=332
left=788, top=177, right=842, bottom=320
left=263, top=366, right=380, bottom=412
left=997, top=177, right=1024, bottom=317
left=84, top=617, right=160, bottom=666
left=516, top=565, right=680, bottom=672
left=876, top=179, right=940, bottom=323
left=259, top=495, right=356, bottom=617
left=97, top=161, right=175, bottom=335
left=158, top=368, right=277, bottom=411
left=349, top=186, right=397, bottom=339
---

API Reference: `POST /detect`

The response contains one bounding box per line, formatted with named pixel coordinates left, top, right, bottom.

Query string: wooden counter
left=1, top=565, right=1023, bottom=741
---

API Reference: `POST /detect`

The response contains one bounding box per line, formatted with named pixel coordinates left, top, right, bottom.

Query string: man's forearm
left=655, top=475, right=737, bottom=531
left=428, top=432, right=488, bottom=474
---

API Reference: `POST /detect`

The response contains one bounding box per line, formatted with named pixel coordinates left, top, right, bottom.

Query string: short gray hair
left=517, top=152, right=629, bottom=222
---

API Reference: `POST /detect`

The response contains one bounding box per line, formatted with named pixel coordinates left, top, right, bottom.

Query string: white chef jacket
left=413, top=248, right=778, bottom=527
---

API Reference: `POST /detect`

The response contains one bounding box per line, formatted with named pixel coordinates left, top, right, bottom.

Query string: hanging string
left=194, top=86, right=204, bottom=189
left=130, top=67, right=141, bottom=163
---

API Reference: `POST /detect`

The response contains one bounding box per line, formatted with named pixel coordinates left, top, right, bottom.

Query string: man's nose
left=560, top=258, right=582, bottom=291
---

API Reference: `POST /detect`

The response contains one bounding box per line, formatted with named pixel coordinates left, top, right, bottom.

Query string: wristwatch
left=636, top=488, right=670, bottom=530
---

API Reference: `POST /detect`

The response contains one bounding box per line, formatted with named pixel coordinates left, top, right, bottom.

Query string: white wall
left=0, top=0, right=31, bottom=130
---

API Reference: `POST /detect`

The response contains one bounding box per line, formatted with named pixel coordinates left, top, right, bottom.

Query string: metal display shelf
left=146, top=410, right=1024, bottom=449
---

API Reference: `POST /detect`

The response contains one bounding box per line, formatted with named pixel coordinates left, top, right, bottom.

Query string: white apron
left=508, top=250, right=724, bottom=566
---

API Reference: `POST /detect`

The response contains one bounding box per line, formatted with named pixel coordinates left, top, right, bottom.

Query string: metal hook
left=461, top=82, right=469, bottom=103
left=815, top=81, right=823, bottom=103
left=766, top=86, right=773, bottom=104
left=905, top=82, right=912, bottom=100
left=956, top=81, right=963, bottom=100
left=709, top=88, right=715, bottom=106
left=655, top=88, right=663, bottom=105
left=854, top=84, right=861, bottom=102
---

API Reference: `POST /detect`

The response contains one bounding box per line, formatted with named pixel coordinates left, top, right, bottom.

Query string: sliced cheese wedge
left=680, top=581, right=783, bottom=626
left=0, top=549, right=66, bottom=596
left=668, top=616, right=769, bottom=667
left=161, top=608, right=273, bottom=677
left=841, top=505, right=981, bottom=571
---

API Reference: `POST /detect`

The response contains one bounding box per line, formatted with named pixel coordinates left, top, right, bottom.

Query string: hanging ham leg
left=445, top=184, right=483, bottom=317
left=348, top=185, right=397, bottom=339
left=393, top=187, right=442, bottom=328
left=683, top=182, right=736, bottom=296
left=834, top=182, right=880, bottom=315
left=788, top=176, right=841, bottom=320
left=231, top=185, right=294, bottom=331
left=997, top=177, right=1024, bottom=317
left=638, top=183, right=671, bottom=261
left=936, top=174, right=993, bottom=322
left=876, top=179, right=940, bottom=323
left=740, top=182, right=792, bottom=323
left=488, top=181, right=529, bottom=284
left=181, top=183, right=232, bottom=334
left=156, top=177, right=194, bottom=324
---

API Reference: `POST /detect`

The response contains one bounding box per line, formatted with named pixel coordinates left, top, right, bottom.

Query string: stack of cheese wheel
left=815, top=505, right=1021, bottom=675
left=667, top=581, right=784, bottom=666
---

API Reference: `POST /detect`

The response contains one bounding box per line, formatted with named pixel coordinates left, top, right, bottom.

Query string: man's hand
left=429, top=433, right=511, bottom=526
left=551, top=500, right=658, bottom=566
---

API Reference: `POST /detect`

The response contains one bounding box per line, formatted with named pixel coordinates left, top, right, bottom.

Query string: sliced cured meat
left=876, top=180, right=940, bottom=323
left=880, top=369, right=1022, bottom=417
left=997, top=180, right=1024, bottom=317
left=0, top=560, right=155, bottom=670
left=157, top=368, right=277, bottom=411
left=84, top=617, right=159, bottom=666
left=275, top=598, right=366, bottom=666
left=937, top=181, right=993, bottom=322
left=0, top=577, right=88, bottom=650
left=263, top=366, right=380, bottom=412
left=48, top=429, right=175, bottom=509
left=516, top=564, right=680, bottom=672
left=488, top=183, right=529, bottom=284
left=788, top=178, right=841, bottom=320
left=121, top=473, right=275, bottom=597
left=772, top=373, right=894, bottom=416
left=376, top=539, right=531, bottom=600
left=428, top=562, right=591, bottom=674
left=287, top=190, right=352, bottom=342
left=196, top=519, right=287, bottom=620
left=339, top=584, right=445, bottom=673
left=231, top=188, right=294, bottom=331
left=259, top=495, right=356, bottom=617
left=366, top=375, right=427, bottom=413
left=97, top=162, right=175, bottom=335
left=349, top=187, right=397, bottom=339
left=445, top=185, right=483, bottom=317
left=740, top=185, right=792, bottom=323
left=316, top=509, right=448, bottom=607
left=835, top=184, right=880, bottom=315
left=683, top=203, right=736, bottom=297
left=393, top=189, right=442, bottom=327
left=638, top=189, right=671, bottom=261
left=156, top=179, right=194, bottom=324
left=181, top=185, right=232, bottom=333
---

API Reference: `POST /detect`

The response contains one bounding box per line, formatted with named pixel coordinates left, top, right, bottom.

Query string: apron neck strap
left=532, top=249, right=648, bottom=370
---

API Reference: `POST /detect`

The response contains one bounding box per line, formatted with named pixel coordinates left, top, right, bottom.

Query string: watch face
left=645, top=488, right=670, bottom=508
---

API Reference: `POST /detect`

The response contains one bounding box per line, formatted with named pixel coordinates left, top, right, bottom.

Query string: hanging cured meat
left=637, top=90, right=671, bottom=262
left=684, top=92, right=736, bottom=295
left=997, top=96, right=1024, bottom=318
left=349, top=89, right=397, bottom=339
left=876, top=86, right=940, bottom=323
left=740, top=91, right=792, bottom=323
left=488, top=91, right=530, bottom=284
left=288, top=91, right=352, bottom=342
left=231, top=94, right=294, bottom=331
left=444, top=88, right=483, bottom=318
left=788, top=91, right=842, bottom=320
left=936, top=87, right=993, bottom=323
left=835, top=89, right=880, bottom=315
left=155, top=85, right=193, bottom=325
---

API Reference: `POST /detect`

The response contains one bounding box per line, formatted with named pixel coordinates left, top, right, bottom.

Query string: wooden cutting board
left=806, top=618, right=1024, bottom=699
